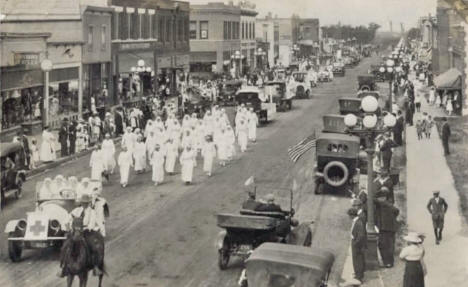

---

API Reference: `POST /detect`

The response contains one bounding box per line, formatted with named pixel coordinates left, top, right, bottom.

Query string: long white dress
left=247, top=112, right=259, bottom=141
left=89, top=150, right=105, bottom=181
left=226, top=128, right=236, bottom=158
left=237, top=123, right=248, bottom=152
left=133, top=142, right=147, bottom=172
left=121, top=131, right=136, bottom=154
left=118, top=151, right=133, bottom=185
left=101, top=139, right=116, bottom=173
left=202, top=141, right=217, bottom=174
left=180, top=149, right=195, bottom=183
left=216, top=133, right=229, bottom=161
left=165, top=142, right=179, bottom=173
left=39, top=130, right=56, bottom=162
left=150, top=149, right=165, bottom=183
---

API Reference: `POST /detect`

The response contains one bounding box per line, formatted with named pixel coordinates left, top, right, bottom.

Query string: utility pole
left=389, top=21, right=393, bottom=34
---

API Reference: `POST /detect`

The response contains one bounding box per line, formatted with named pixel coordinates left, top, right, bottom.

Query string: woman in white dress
left=247, top=108, right=259, bottom=142
left=202, top=136, right=217, bottom=176
left=180, top=146, right=196, bottom=184
left=90, top=144, right=106, bottom=182
left=165, top=138, right=179, bottom=175
left=150, top=144, right=165, bottom=186
left=236, top=119, right=249, bottom=152
left=101, top=133, right=116, bottom=174
left=121, top=127, right=135, bottom=155
left=39, top=126, right=57, bottom=163
left=428, top=87, right=436, bottom=105
left=446, top=95, right=453, bottom=115
left=39, top=178, right=53, bottom=199
left=133, top=136, right=147, bottom=174
left=216, top=129, right=229, bottom=166
left=225, top=126, right=236, bottom=160
left=117, top=146, right=133, bottom=187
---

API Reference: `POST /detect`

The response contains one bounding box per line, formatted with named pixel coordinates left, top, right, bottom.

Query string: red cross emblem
left=29, top=220, right=46, bottom=236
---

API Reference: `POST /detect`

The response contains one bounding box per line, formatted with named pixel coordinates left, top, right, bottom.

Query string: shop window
left=178, top=19, right=183, bottom=41
left=131, top=12, right=139, bottom=39
left=1, top=87, right=43, bottom=129
left=184, top=19, right=189, bottom=41
left=88, top=25, right=94, bottom=51
left=119, top=11, right=128, bottom=40
left=190, top=21, right=197, bottom=39
left=48, top=80, right=79, bottom=119
left=112, top=12, right=118, bottom=40
left=141, top=13, right=149, bottom=39
left=200, top=21, right=208, bottom=39
left=152, top=14, right=158, bottom=39
left=253, top=23, right=255, bottom=38
left=223, top=21, right=228, bottom=40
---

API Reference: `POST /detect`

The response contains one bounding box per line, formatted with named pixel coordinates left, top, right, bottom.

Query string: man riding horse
left=59, top=194, right=105, bottom=279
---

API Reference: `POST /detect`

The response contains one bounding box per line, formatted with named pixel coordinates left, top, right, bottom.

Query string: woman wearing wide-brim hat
left=399, top=232, right=426, bottom=287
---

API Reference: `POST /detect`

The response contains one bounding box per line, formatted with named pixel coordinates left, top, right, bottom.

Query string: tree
left=407, top=27, right=421, bottom=40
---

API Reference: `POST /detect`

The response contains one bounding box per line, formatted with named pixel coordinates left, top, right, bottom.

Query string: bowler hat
left=433, top=190, right=440, bottom=195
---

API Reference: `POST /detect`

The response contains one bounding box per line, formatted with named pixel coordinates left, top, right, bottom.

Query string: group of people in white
left=88, top=105, right=259, bottom=188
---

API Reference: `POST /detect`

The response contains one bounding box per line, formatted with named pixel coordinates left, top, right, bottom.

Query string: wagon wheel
left=218, top=240, right=230, bottom=270
left=15, top=179, right=23, bottom=199
left=8, top=233, right=22, bottom=262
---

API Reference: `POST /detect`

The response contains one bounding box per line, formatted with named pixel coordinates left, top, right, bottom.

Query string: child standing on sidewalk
left=30, top=138, right=40, bottom=169
left=425, top=115, right=434, bottom=139
left=416, top=119, right=424, bottom=140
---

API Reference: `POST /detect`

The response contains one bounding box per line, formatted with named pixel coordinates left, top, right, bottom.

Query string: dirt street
left=0, top=56, right=379, bottom=287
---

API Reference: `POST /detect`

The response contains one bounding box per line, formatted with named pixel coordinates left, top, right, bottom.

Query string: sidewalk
left=406, top=99, right=468, bottom=286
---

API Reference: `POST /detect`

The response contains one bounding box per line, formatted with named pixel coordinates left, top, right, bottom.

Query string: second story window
left=101, top=25, right=106, bottom=50
left=159, top=17, right=164, bottom=42
left=190, top=21, right=197, bottom=39
left=224, top=21, right=228, bottom=40
left=88, top=25, right=94, bottom=51
left=200, top=21, right=208, bottom=39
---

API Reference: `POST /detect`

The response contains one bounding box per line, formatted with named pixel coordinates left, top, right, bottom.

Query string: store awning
left=434, top=68, right=462, bottom=90
left=190, top=52, right=216, bottom=63
left=118, top=52, right=154, bottom=73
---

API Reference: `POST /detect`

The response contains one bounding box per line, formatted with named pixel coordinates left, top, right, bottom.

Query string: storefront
left=82, top=63, right=111, bottom=118
left=156, top=53, right=189, bottom=97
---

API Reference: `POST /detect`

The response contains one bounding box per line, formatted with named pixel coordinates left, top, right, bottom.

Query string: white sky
left=187, top=0, right=437, bottom=30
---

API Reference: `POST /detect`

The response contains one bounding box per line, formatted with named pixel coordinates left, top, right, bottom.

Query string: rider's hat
left=80, top=194, right=92, bottom=203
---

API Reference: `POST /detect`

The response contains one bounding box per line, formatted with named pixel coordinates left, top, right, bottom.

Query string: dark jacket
left=375, top=201, right=399, bottom=232
left=351, top=215, right=367, bottom=249
left=69, top=123, right=77, bottom=140
left=59, top=124, right=68, bottom=143
left=242, top=199, right=261, bottom=210
left=115, top=112, right=124, bottom=135
left=255, top=203, right=283, bottom=213
left=441, top=122, right=451, bottom=141
left=380, top=138, right=396, bottom=159
left=427, top=197, right=448, bottom=219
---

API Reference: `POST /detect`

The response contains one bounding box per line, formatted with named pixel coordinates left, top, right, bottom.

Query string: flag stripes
left=288, top=132, right=317, bottom=163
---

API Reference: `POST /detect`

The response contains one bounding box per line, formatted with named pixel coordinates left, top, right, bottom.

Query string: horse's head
left=70, top=217, right=84, bottom=240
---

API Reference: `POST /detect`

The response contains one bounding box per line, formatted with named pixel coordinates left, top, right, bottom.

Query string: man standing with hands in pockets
left=427, top=190, right=448, bottom=245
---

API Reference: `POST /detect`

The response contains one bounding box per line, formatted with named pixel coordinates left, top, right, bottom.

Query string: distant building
left=255, top=17, right=277, bottom=68
left=295, top=18, right=320, bottom=57
left=240, top=3, right=258, bottom=73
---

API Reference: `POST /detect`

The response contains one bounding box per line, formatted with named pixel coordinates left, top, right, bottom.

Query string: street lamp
left=382, top=58, right=396, bottom=112
left=40, top=58, right=53, bottom=126
left=231, top=50, right=242, bottom=78
left=131, top=59, right=153, bottom=96
left=254, top=47, right=266, bottom=70
left=345, top=95, right=396, bottom=268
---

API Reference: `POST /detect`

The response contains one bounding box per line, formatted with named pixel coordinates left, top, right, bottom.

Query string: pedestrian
left=424, top=115, right=434, bottom=139
left=59, top=118, right=69, bottom=157
left=379, top=132, right=396, bottom=172
left=133, top=135, right=147, bottom=174
left=441, top=117, right=451, bottom=156
left=216, top=129, right=229, bottom=167
left=69, top=120, right=77, bottom=155
left=114, top=108, right=125, bottom=136
left=375, top=189, right=399, bottom=268
left=117, top=146, right=133, bottom=187
left=17, top=131, right=31, bottom=169
left=237, top=119, right=248, bottom=153
left=202, top=135, right=217, bottom=176
left=414, top=93, right=421, bottom=112
left=102, top=133, right=116, bottom=174
left=165, top=138, right=178, bottom=175
left=406, top=101, right=414, bottom=126
left=30, top=138, right=40, bottom=169
left=180, top=145, right=196, bottom=185
left=122, top=127, right=136, bottom=155
left=150, top=144, right=165, bottom=186
left=349, top=207, right=367, bottom=284
left=90, top=144, right=106, bottom=182
left=416, top=119, right=424, bottom=140
left=39, top=126, right=57, bottom=163
left=399, top=232, right=426, bottom=287
left=392, top=110, right=404, bottom=146
left=247, top=108, right=259, bottom=142
left=429, top=86, right=435, bottom=105
left=426, top=190, right=448, bottom=244
left=226, top=125, right=236, bottom=161
left=446, top=95, right=453, bottom=116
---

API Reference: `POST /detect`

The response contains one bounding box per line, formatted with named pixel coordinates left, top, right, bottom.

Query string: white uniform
left=202, top=141, right=217, bottom=175
left=39, top=130, right=56, bottom=162
left=133, top=142, right=147, bottom=172
left=180, top=149, right=196, bottom=183
left=101, top=139, right=116, bottom=173
left=150, top=149, right=165, bottom=184
left=122, top=131, right=136, bottom=154
left=237, top=122, right=248, bottom=152
left=90, top=150, right=105, bottom=181
left=247, top=112, right=259, bottom=141
left=92, top=198, right=106, bottom=237
left=118, top=150, right=133, bottom=185
left=165, top=142, right=179, bottom=173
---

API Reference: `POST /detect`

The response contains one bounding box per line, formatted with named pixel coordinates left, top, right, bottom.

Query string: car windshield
left=292, top=73, right=305, bottom=82
left=264, top=84, right=283, bottom=98
left=250, top=186, right=293, bottom=211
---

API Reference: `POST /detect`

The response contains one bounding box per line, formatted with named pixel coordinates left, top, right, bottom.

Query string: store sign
left=120, top=43, right=151, bottom=51
left=14, top=53, right=40, bottom=66
left=175, top=55, right=189, bottom=67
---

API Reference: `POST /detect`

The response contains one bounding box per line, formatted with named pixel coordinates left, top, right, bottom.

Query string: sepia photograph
left=0, top=0, right=467, bottom=286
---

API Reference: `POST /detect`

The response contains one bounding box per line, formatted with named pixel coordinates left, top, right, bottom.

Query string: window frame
left=88, top=25, right=94, bottom=52
left=200, top=20, right=209, bottom=39
left=189, top=20, right=197, bottom=39
left=101, top=25, right=107, bottom=50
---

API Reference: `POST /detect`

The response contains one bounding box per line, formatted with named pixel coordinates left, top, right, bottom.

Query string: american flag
left=288, top=131, right=317, bottom=163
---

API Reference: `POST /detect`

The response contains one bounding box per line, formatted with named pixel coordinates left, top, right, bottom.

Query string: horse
left=60, top=218, right=105, bottom=287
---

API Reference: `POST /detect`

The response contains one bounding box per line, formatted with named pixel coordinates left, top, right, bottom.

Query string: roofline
left=83, top=5, right=115, bottom=13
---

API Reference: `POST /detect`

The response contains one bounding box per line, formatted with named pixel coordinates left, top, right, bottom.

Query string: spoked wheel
left=8, top=233, right=22, bottom=262
left=218, top=249, right=230, bottom=270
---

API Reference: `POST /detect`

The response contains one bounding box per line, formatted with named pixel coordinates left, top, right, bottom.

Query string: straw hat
left=403, top=232, right=422, bottom=243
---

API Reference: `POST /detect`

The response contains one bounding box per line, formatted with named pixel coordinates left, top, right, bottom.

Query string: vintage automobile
left=338, top=98, right=362, bottom=116
left=291, top=72, right=313, bottom=99
left=216, top=187, right=312, bottom=270
left=317, top=70, right=331, bottom=82
left=1, top=142, right=27, bottom=209
left=357, top=75, right=377, bottom=91
left=314, top=115, right=361, bottom=196
left=4, top=178, right=108, bottom=262
left=219, top=79, right=243, bottom=106
left=369, top=65, right=385, bottom=82
left=264, top=81, right=293, bottom=111
left=235, top=86, right=277, bottom=123
left=332, top=63, right=346, bottom=77
left=239, top=242, right=335, bottom=287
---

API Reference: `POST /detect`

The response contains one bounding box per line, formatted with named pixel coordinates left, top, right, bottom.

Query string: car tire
left=218, top=249, right=230, bottom=270
left=8, top=234, right=22, bottom=262
left=306, top=90, right=310, bottom=99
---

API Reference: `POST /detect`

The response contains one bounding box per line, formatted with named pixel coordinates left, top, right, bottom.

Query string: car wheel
left=315, top=183, right=325, bottom=195
left=15, top=179, right=23, bottom=199
left=218, top=249, right=230, bottom=270
left=8, top=234, right=22, bottom=262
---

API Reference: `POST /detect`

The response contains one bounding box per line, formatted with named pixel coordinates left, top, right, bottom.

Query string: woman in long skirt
left=118, top=146, right=133, bottom=187
left=400, top=233, right=426, bottom=287
left=202, top=136, right=217, bottom=176
left=150, top=144, right=165, bottom=186
left=101, top=133, right=116, bottom=174
left=165, top=139, right=178, bottom=175
left=133, top=136, right=147, bottom=174
left=90, top=144, right=105, bottom=182
left=180, top=146, right=195, bottom=184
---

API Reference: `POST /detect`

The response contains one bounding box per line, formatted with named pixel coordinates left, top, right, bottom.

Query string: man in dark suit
left=373, top=172, right=395, bottom=203
left=58, top=118, right=69, bottom=157
left=350, top=208, right=367, bottom=283
left=392, top=110, right=404, bottom=146
left=375, top=189, right=399, bottom=267
left=114, top=108, right=124, bottom=136
left=441, top=117, right=451, bottom=156
left=379, top=133, right=396, bottom=173
left=242, top=190, right=261, bottom=210
left=68, top=120, right=77, bottom=155
left=427, top=191, right=448, bottom=244
left=16, top=131, right=30, bottom=169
